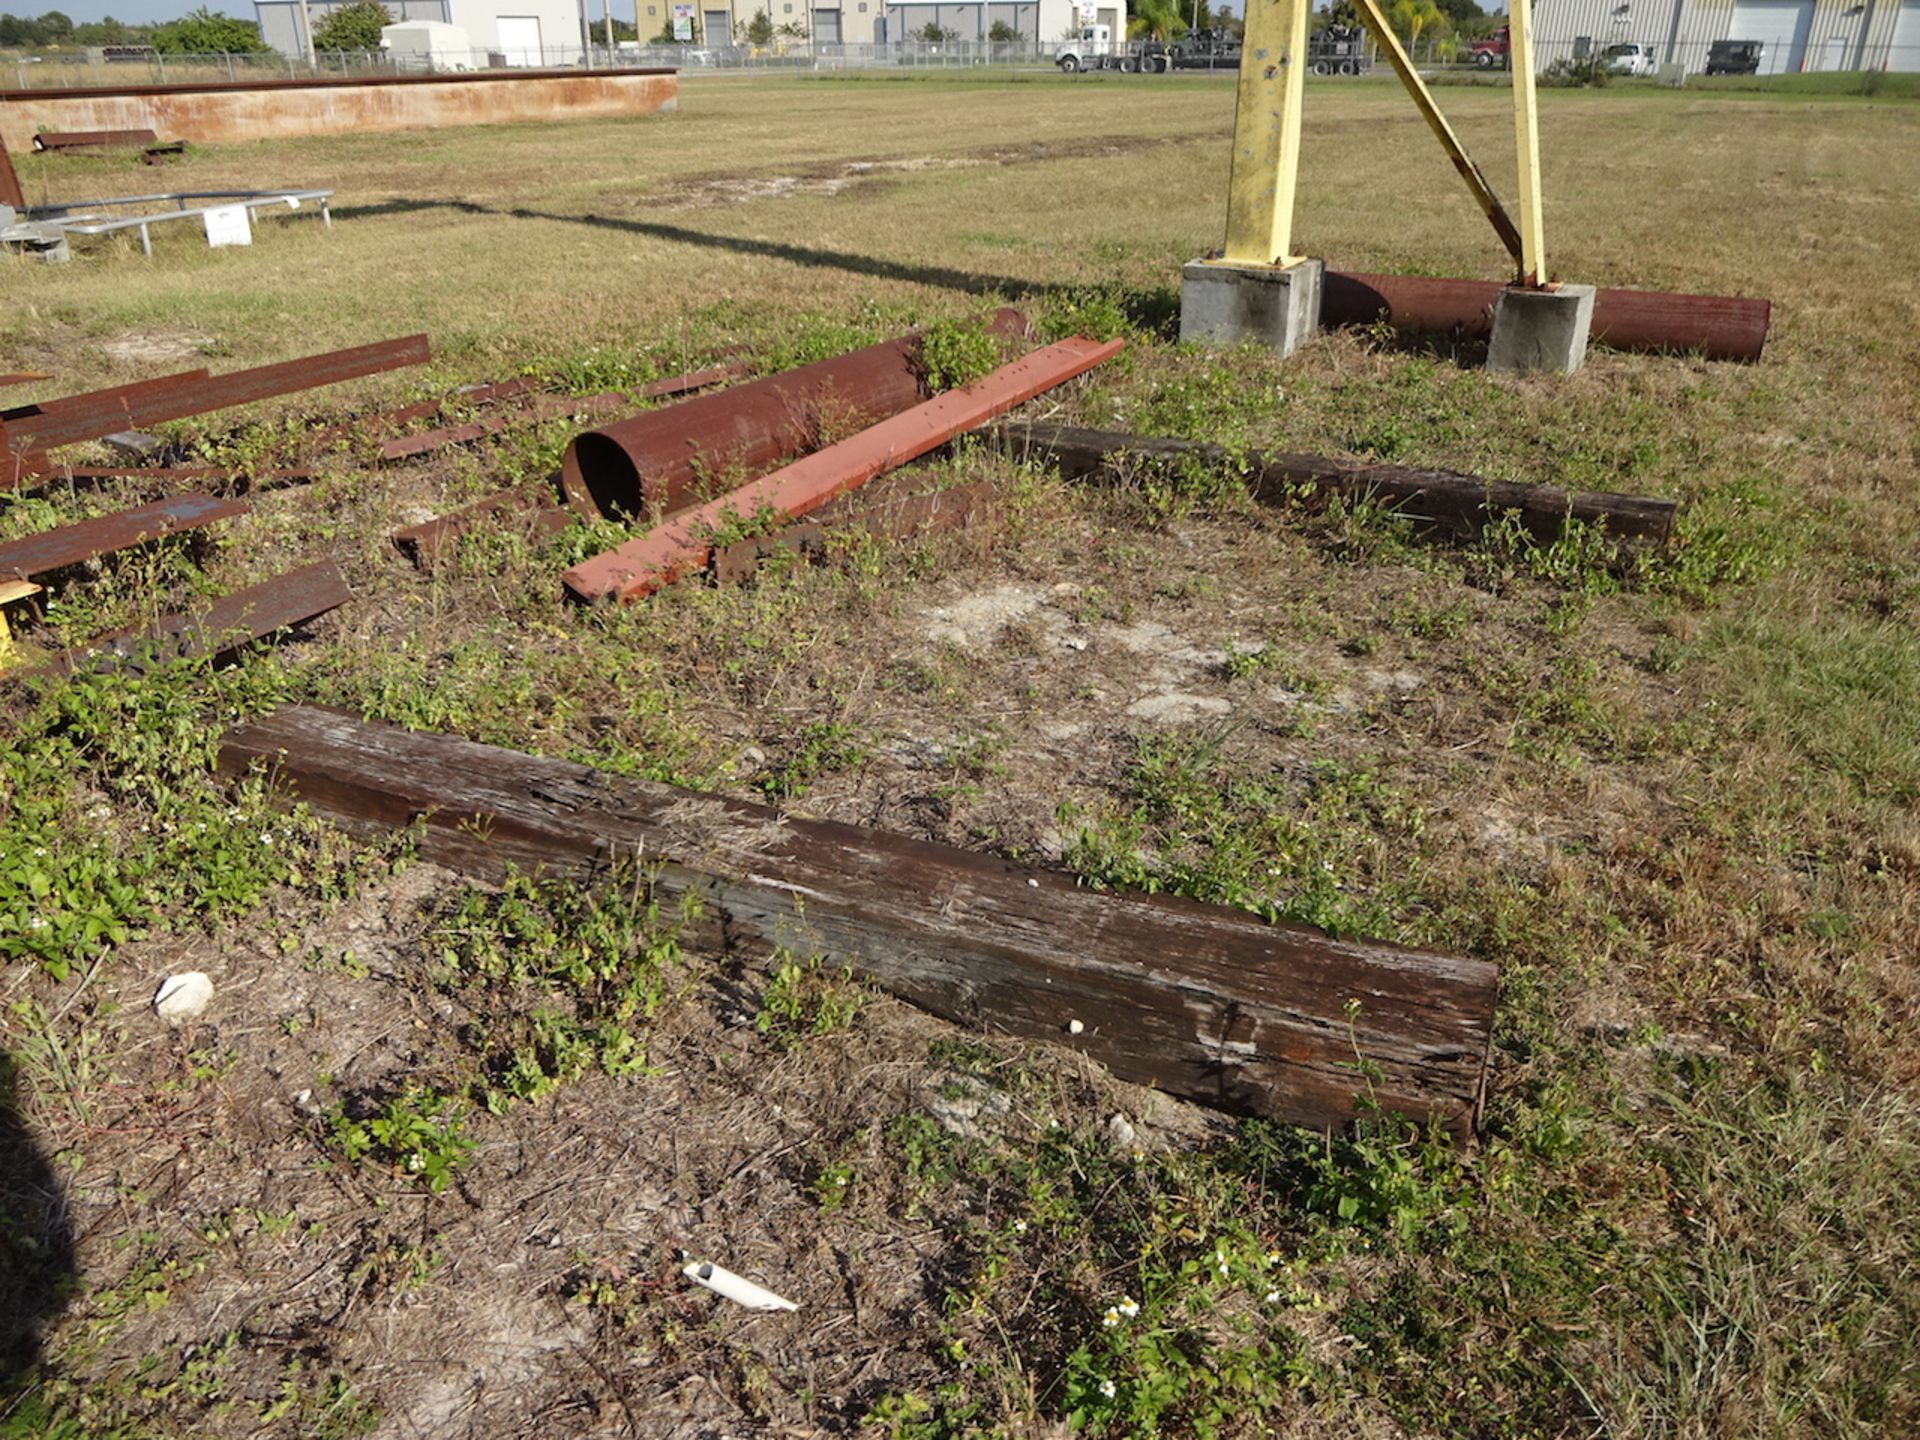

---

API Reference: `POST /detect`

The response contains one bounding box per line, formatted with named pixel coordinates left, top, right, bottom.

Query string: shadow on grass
left=332, top=197, right=1184, bottom=339
left=0, top=1052, right=76, bottom=1421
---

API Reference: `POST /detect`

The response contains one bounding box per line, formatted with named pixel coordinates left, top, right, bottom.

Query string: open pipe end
left=562, top=431, right=647, bottom=522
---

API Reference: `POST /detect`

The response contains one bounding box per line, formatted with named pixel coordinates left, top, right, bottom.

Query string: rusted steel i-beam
left=0, top=492, right=248, bottom=582
left=218, top=706, right=1499, bottom=1137
left=46, top=560, right=349, bottom=677
left=3, top=336, right=430, bottom=475
left=1322, top=271, right=1772, bottom=363
left=564, top=336, right=1122, bottom=605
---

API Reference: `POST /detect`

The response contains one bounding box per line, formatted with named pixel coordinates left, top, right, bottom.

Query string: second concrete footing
left=1179, top=257, right=1325, bottom=358
left=1488, top=283, right=1596, bottom=374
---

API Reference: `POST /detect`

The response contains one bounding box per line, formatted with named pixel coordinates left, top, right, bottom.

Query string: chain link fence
left=5, top=35, right=1913, bottom=91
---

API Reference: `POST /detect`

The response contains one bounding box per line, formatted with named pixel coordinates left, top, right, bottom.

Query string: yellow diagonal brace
left=1508, top=0, right=1547, bottom=284
left=1220, top=0, right=1312, bottom=267
left=0, top=578, right=40, bottom=673
left=1348, top=0, right=1526, bottom=274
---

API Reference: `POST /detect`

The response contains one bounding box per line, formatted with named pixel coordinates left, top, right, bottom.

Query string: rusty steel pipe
left=561, top=336, right=928, bottom=522
left=562, top=310, right=1029, bottom=522
left=1322, top=271, right=1771, bottom=363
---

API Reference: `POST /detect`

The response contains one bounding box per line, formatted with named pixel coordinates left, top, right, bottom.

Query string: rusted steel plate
left=32, top=129, right=160, bottom=150
left=41, top=465, right=314, bottom=485
left=562, top=311, right=1026, bottom=522
left=1000, top=421, right=1678, bottom=546
left=1322, top=271, right=1771, bottom=363
left=219, top=706, right=1498, bottom=1137
left=0, top=492, right=248, bottom=582
left=3, top=337, right=428, bottom=467
left=46, top=560, right=349, bottom=676
left=391, top=488, right=570, bottom=568
left=564, top=336, right=1123, bottom=605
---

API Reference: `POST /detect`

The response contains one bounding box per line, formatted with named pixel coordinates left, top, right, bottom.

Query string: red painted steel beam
left=45, top=560, right=349, bottom=676
left=563, top=336, right=1123, bottom=605
left=1322, top=271, right=1771, bottom=363
left=0, top=492, right=248, bottom=581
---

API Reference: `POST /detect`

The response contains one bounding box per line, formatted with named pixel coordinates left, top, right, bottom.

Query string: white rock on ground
left=153, top=971, right=214, bottom=1025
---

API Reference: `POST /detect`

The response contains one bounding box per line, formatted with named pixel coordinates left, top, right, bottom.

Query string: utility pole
left=604, top=0, right=615, bottom=53
left=298, top=0, right=316, bottom=68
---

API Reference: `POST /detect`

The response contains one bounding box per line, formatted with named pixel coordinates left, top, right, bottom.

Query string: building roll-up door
left=495, top=14, right=543, bottom=64
left=704, top=8, right=730, bottom=42
left=1892, top=0, right=1920, bottom=72
left=814, top=6, right=842, bottom=41
left=1726, top=0, right=1813, bottom=74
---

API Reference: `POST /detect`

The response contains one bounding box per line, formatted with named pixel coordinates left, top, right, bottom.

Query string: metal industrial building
left=673, top=0, right=1114, bottom=44
left=1531, top=0, right=1920, bottom=74
left=256, top=0, right=584, bottom=63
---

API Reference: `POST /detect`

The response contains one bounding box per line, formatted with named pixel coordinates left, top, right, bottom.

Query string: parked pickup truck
left=1602, top=41, right=1656, bottom=76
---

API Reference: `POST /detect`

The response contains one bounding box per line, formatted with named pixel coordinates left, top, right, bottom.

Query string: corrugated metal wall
left=1530, top=0, right=1912, bottom=71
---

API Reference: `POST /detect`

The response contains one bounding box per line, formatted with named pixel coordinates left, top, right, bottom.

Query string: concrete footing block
left=1488, top=283, right=1596, bottom=375
left=1179, top=257, right=1325, bottom=358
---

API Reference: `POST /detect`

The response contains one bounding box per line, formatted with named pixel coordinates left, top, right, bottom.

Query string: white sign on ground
left=203, top=205, right=252, bottom=248
left=673, top=2, right=694, bottom=40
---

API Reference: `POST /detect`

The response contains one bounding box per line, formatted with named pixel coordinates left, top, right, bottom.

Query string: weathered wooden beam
left=999, top=421, right=1677, bottom=545
left=217, top=707, right=1497, bottom=1137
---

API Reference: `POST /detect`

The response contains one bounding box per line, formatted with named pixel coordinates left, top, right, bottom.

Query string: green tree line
left=0, top=6, right=274, bottom=53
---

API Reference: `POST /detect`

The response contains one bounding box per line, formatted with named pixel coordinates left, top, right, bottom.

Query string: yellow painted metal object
left=0, top=578, right=41, bottom=671
left=1348, top=0, right=1525, bottom=271
left=1220, top=0, right=1313, bottom=268
left=1508, top=0, right=1547, bottom=284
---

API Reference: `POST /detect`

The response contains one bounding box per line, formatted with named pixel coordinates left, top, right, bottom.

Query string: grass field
left=3, top=73, right=1919, bottom=1439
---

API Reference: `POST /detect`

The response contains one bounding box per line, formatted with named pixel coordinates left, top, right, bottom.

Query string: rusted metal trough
left=219, top=705, right=1498, bottom=1137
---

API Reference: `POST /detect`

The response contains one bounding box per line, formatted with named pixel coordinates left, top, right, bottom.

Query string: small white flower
left=406, top=1154, right=425, bottom=1172
left=28, top=916, right=48, bottom=931
left=1265, top=1288, right=1281, bottom=1304
left=1265, top=1249, right=1281, bottom=1265
left=261, top=832, right=274, bottom=847
left=1098, top=1379, right=1116, bottom=1399
left=1013, top=1220, right=1028, bottom=1235
left=1117, top=1297, right=1139, bottom=1319
left=1102, top=1307, right=1121, bottom=1328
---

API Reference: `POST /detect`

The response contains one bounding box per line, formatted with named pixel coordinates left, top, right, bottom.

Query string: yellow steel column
left=1220, top=0, right=1312, bottom=267
left=1508, top=0, right=1547, bottom=284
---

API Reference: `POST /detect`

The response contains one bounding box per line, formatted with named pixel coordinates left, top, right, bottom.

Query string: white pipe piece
left=681, top=1259, right=799, bottom=1312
